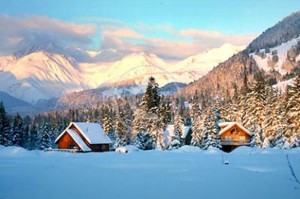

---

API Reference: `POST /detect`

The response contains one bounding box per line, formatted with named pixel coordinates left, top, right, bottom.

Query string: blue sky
left=0, top=0, right=299, bottom=60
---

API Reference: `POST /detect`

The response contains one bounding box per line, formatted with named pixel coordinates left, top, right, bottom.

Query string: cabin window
left=69, top=144, right=75, bottom=149
left=239, top=136, right=245, bottom=141
left=101, top=145, right=107, bottom=151
left=230, top=128, right=239, bottom=135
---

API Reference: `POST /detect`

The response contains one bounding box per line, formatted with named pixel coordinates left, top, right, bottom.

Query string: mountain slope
left=178, top=11, right=300, bottom=99
left=247, top=11, right=300, bottom=53
left=0, top=91, right=31, bottom=109
left=0, top=52, right=88, bottom=103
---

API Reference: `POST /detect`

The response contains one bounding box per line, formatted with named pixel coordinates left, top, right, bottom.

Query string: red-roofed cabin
left=218, top=122, right=253, bottom=152
left=55, top=122, right=112, bottom=152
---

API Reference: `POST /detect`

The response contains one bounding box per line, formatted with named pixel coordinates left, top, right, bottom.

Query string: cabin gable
left=218, top=122, right=252, bottom=152
left=57, top=133, right=80, bottom=150
left=219, top=124, right=251, bottom=145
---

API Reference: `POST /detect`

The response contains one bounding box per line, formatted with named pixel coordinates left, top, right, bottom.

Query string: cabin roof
left=55, top=122, right=112, bottom=145
left=218, top=122, right=252, bottom=136
left=72, top=122, right=112, bottom=144
left=66, top=129, right=91, bottom=152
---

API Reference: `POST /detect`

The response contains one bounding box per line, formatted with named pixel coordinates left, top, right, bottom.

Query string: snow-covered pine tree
left=203, top=113, right=214, bottom=149
left=12, top=114, right=23, bottom=147
left=148, top=114, right=165, bottom=150
left=39, top=122, right=53, bottom=150
left=169, top=112, right=184, bottom=149
left=132, top=107, right=153, bottom=150
left=190, top=97, right=202, bottom=147
left=237, top=70, right=251, bottom=126
left=243, top=71, right=266, bottom=147
left=29, top=124, right=39, bottom=150
left=114, top=111, right=128, bottom=148
left=251, top=124, right=263, bottom=147
left=102, top=110, right=115, bottom=143
left=277, top=86, right=293, bottom=148
left=132, top=77, right=162, bottom=150
left=262, top=87, right=277, bottom=147
left=212, top=105, right=222, bottom=148
left=285, top=75, right=300, bottom=148
left=0, top=102, right=9, bottom=146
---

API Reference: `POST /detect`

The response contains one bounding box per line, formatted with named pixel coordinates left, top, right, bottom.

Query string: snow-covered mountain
left=173, top=43, right=244, bottom=73
left=178, top=11, right=300, bottom=98
left=0, top=43, right=244, bottom=104
left=0, top=52, right=88, bottom=103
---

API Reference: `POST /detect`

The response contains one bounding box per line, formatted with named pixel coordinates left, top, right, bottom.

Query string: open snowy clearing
left=0, top=146, right=299, bottom=199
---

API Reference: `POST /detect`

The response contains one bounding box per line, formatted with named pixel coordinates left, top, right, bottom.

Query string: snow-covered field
left=0, top=145, right=299, bottom=199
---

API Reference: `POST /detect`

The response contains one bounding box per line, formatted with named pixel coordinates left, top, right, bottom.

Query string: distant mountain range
left=0, top=42, right=243, bottom=104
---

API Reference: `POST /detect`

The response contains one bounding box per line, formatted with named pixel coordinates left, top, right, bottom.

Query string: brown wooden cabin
left=55, top=122, right=112, bottom=152
left=218, top=122, right=253, bottom=152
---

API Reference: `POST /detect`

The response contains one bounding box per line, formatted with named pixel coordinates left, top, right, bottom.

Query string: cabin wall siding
left=57, top=133, right=80, bottom=150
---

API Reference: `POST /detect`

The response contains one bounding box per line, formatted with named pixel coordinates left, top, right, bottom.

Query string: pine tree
left=169, top=112, right=184, bottom=149
left=243, top=71, right=266, bottom=148
left=285, top=75, right=300, bottom=148
left=39, top=123, right=53, bottom=150
left=190, top=99, right=202, bottom=147
left=262, top=87, right=281, bottom=147
left=28, top=125, right=38, bottom=150
left=12, top=114, right=23, bottom=147
left=102, top=110, right=115, bottom=143
left=132, top=77, right=162, bottom=150
left=212, top=105, right=222, bottom=148
left=114, top=111, right=128, bottom=148
left=0, top=102, right=10, bottom=146
left=251, top=124, right=263, bottom=147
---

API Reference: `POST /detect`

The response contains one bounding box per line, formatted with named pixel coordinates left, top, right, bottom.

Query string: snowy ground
left=0, top=145, right=299, bottom=199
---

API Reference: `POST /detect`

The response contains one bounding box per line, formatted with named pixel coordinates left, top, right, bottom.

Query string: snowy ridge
left=0, top=52, right=87, bottom=103
left=174, top=43, right=244, bottom=73
left=0, top=43, right=244, bottom=103
left=251, top=36, right=300, bottom=75
left=273, top=78, right=296, bottom=92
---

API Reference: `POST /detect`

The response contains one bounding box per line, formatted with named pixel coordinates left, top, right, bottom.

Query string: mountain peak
left=13, top=36, right=63, bottom=58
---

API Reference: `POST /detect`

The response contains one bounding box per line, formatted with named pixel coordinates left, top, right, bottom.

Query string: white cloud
left=0, top=15, right=95, bottom=55
left=0, top=15, right=256, bottom=60
left=99, top=24, right=256, bottom=60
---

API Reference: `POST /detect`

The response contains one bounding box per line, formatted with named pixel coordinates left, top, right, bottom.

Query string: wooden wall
left=57, top=133, right=80, bottom=150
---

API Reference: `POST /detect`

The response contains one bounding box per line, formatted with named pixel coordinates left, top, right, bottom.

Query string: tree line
left=0, top=74, right=299, bottom=151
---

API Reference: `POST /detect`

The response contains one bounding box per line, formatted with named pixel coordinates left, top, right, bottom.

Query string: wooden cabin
left=164, top=125, right=192, bottom=146
left=218, top=122, right=253, bottom=152
left=55, top=122, right=112, bottom=152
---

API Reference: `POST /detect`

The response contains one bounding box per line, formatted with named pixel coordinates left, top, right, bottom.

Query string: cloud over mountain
left=0, top=15, right=95, bottom=55
left=0, top=15, right=255, bottom=61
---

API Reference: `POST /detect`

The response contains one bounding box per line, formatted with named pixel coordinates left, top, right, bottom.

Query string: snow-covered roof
left=66, top=129, right=91, bottom=152
left=218, top=122, right=235, bottom=128
left=55, top=122, right=112, bottom=146
left=72, top=122, right=112, bottom=144
left=218, top=122, right=252, bottom=136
